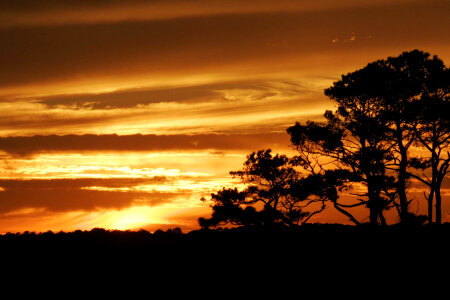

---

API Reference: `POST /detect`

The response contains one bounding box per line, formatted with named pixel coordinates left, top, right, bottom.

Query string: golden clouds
left=0, top=174, right=231, bottom=213
left=0, top=152, right=242, bottom=232
left=0, top=78, right=330, bottom=136
left=1, top=0, right=448, bottom=137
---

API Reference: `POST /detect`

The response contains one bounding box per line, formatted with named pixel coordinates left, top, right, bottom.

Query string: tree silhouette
left=362, top=50, right=449, bottom=224
left=287, top=108, right=394, bottom=225
left=201, top=49, right=448, bottom=227
left=288, top=49, right=449, bottom=225
left=408, top=56, right=450, bottom=224
left=369, top=50, right=449, bottom=224
left=199, top=149, right=349, bottom=229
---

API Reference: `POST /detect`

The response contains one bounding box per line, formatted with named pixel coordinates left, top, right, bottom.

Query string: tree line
left=199, top=49, right=450, bottom=228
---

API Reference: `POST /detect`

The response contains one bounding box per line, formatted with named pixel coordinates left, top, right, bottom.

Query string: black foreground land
left=1, top=224, right=448, bottom=265
left=2, top=224, right=449, bottom=292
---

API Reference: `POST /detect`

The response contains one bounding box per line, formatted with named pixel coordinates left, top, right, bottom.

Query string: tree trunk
left=367, top=185, right=379, bottom=225
left=378, top=210, right=387, bottom=225
left=435, top=158, right=450, bottom=225
left=435, top=169, right=445, bottom=225
left=435, top=188, right=442, bottom=224
left=430, top=146, right=440, bottom=224
left=395, top=124, right=409, bottom=223
left=427, top=187, right=435, bottom=224
left=397, top=149, right=409, bottom=223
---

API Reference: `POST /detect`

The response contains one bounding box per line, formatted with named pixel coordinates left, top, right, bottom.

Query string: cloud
left=0, top=178, right=193, bottom=213
left=0, top=0, right=423, bottom=27
left=0, top=177, right=166, bottom=189
left=0, top=78, right=330, bottom=136
left=0, top=133, right=292, bottom=156
left=0, top=1, right=447, bottom=91
left=32, top=79, right=307, bottom=109
left=37, top=84, right=222, bottom=109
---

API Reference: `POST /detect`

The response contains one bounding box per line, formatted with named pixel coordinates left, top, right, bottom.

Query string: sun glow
left=108, top=206, right=158, bottom=230
left=92, top=204, right=208, bottom=231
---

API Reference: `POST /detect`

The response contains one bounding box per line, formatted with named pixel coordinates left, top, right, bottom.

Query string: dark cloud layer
left=0, top=178, right=188, bottom=213
left=0, top=133, right=291, bottom=156
left=0, top=1, right=448, bottom=88
left=0, top=0, right=417, bottom=13
left=0, top=0, right=421, bottom=24
left=0, top=177, right=166, bottom=189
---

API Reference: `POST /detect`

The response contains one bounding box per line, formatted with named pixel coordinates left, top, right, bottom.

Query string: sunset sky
left=0, top=0, right=449, bottom=233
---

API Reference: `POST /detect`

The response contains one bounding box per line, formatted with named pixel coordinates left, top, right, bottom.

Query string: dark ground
left=1, top=224, right=447, bottom=293
left=1, top=223, right=448, bottom=261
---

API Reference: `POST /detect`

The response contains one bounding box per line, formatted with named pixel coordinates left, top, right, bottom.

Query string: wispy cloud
left=0, top=0, right=423, bottom=27
left=0, top=78, right=330, bottom=136
left=0, top=133, right=293, bottom=156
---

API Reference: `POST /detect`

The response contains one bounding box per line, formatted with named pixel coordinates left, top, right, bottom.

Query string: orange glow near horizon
left=0, top=0, right=449, bottom=233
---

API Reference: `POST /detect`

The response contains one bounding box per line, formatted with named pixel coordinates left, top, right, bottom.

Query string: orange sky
left=0, top=0, right=449, bottom=233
